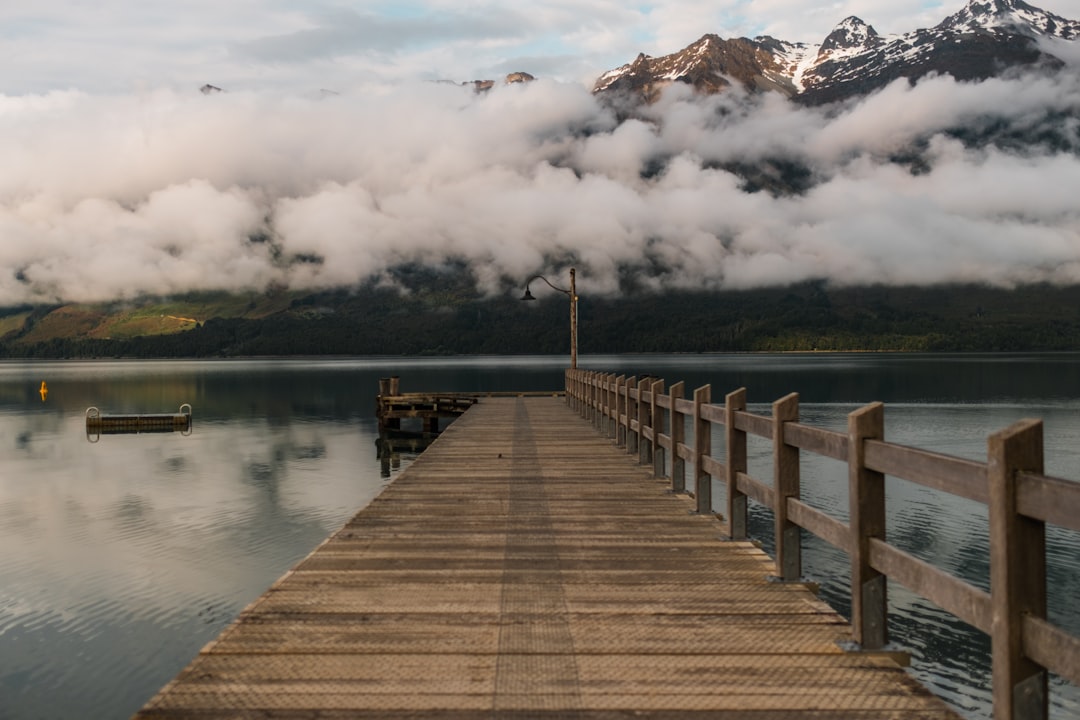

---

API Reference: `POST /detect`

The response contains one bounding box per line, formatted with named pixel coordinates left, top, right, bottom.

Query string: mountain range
left=592, top=0, right=1080, bottom=105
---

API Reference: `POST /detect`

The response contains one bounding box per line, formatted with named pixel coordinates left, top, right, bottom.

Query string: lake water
left=0, top=354, right=1078, bottom=719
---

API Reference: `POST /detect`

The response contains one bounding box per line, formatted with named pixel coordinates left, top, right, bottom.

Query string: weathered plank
left=136, top=397, right=959, bottom=719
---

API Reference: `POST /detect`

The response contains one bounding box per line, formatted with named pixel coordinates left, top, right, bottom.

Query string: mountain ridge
left=593, top=0, right=1080, bottom=105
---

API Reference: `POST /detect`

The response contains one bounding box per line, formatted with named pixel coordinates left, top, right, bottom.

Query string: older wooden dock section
left=136, top=396, right=957, bottom=719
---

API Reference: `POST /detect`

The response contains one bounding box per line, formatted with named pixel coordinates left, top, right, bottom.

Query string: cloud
left=231, top=7, right=532, bottom=63
left=1, top=60, right=1080, bottom=305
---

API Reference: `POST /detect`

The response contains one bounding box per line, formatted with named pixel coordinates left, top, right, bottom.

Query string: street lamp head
left=520, top=287, right=536, bottom=301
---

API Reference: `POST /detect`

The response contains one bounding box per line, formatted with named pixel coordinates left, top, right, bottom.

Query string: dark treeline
left=4, top=282, right=1080, bottom=358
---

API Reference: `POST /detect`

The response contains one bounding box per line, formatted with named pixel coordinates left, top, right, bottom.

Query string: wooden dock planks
left=135, top=396, right=959, bottom=719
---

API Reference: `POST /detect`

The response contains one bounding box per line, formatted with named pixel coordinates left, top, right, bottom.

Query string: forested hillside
left=3, top=281, right=1080, bottom=358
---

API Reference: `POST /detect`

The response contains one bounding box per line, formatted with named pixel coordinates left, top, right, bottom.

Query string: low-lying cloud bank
left=2, top=66, right=1079, bottom=305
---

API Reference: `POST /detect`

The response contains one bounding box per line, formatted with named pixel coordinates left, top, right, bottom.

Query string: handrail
left=565, top=367, right=1080, bottom=719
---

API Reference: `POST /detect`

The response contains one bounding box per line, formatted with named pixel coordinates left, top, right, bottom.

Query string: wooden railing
left=565, top=368, right=1080, bottom=720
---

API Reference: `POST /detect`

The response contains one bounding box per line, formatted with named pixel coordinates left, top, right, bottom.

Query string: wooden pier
left=376, top=392, right=477, bottom=432
left=376, top=376, right=561, bottom=433
left=136, top=395, right=959, bottom=719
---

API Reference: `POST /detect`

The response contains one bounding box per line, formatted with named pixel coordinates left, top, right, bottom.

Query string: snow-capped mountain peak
left=819, top=16, right=881, bottom=55
left=938, top=0, right=1080, bottom=38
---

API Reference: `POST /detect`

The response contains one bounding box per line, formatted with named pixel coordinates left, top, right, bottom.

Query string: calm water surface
left=0, top=354, right=1078, bottom=719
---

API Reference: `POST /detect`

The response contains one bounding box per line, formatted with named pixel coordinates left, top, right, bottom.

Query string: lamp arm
left=525, top=274, right=571, bottom=296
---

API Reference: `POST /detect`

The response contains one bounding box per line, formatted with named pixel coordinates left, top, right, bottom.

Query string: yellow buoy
left=40, top=381, right=48, bottom=402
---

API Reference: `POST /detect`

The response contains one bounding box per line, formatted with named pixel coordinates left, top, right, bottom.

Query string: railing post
left=650, top=379, right=664, bottom=476
left=725, top=388, right=748, bottom=540
left=693, top=385, right=712, bottom=515
left=583, top=371, right=590, bottom=416
left=578, top=370, right=585, bottom=417
left=630, top=377, right=648, bottom=462
left=590, top=372, right=596, bottom=419
left=575, top=370, right=582, bottom=414
left=599, top=373, right=605, bottom=425
left=607, top=374, right=617, bottom=438
left=773, top=393, right=801, bottom=582
left=670, top=382, right=686, bottom=493
left=582, top=371, right=589, bottom=416
left=637, top=378, right=647, bottom=464
left=588, top=372, right=596, bottom=424
left=615, top=375, right=627, bottom=447
left=848, top=402, right=887, bottom=650
left=613, top=377, right=622, bottom=440
left=593, top=372, right=601, bottom=426
left=576, top=370, right=584, bottom=415
left=598, top=374, right=606, bottom=435
left=597, top=374, right=605, bottom=431
left=592, top=373, right=600, bottom=429
left=598, top=373, right=607, bottom=435
left=989, top=419, right=1047, bottom=720
left=625, top=377, right=639, bottom=455
left=587, top=371, right=596, bottom=423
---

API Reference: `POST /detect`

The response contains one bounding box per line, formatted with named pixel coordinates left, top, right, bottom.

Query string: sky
left=1, top=0, right=1080, bottom=304
left=1, top=0, right=1077, bottom=95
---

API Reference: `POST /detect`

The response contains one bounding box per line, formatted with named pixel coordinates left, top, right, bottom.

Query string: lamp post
left=521, top=267, right=577, bottom=369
